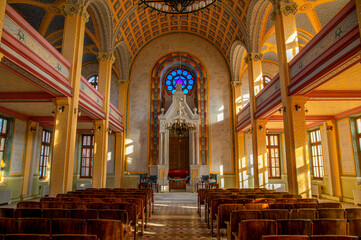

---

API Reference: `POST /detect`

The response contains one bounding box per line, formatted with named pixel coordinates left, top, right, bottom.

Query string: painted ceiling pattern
left=110, top=0, right=248, bottom=61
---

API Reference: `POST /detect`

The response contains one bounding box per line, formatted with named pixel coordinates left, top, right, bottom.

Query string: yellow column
left=325, top=120, right=342, bottom=197
left=92, top=52, right=114, bottom=188
left=272, top=0, right=304, bottom=195
left=114, top=132, right=124, bottom=188
left=236, top=131, right=245, bottom=188
left=256, top=119, right=268, bottom=188
left=49, top=4, right=88, bottom=196
left=232, top=81, right=242, bottom=113
left=245, top=53, right=263, bottom=188
left=118, top=79, right=129, bottom=115
left=21, top=121, right=37, bottom=198
left=0, top=0, right=7, bottom=61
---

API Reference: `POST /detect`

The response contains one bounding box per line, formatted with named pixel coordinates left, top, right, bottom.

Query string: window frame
left=88, top=75, right=99, bottom=90
left=266, top=134, right=281, bottom=179
left=356, top=117, right=361, bottom=160
left=39, top=130, right=52, bottom=179
left=0, top=117, right=8, bottom=181
left=80, top=134, right=94, bottom=178
left=309, top=129, right=324, bottom=179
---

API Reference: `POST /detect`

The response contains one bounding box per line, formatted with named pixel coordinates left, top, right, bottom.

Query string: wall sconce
left=107, top=128, right=112, bottom=134
left=58, top=106, right=65, bottom=113
left=295, top=104, right=302, bottom=112
left=30, top=127, right=36, bottom=132
left=51, top=110, right=55, bottom=117
left=326, top=126, right=333, bottom=132
left=305, top=108, right=309, bottom=114
left=78, top=111, right=82, bottom=117
left=259, top=125, right=263, bottom=131
left=97, top=126, right=101, bottom=131
left=266, top=128, right=269, bottom=133
left=279, top=106, right=286, bottom=114
left=91, top=129, right=94, bottom=133
left=248, top=127, right=253, bottom=133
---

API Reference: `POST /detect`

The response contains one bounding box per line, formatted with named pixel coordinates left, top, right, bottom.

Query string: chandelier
left=139, top=0, right=219, bottom=14
left=165, top=99, right=197, bottom=137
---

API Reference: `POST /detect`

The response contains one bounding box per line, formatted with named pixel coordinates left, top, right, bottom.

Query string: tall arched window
left=164, top=68, right=196, bottom=95
left=88, top=75, right=99, bottom=90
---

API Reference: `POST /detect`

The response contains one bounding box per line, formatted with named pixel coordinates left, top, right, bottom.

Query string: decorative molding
left=271, top=1, right=298, bottom=21
left=118, top=79, right=129, bottom=86
left=231, top=81, right=241, bottom=88
left=62, top=4, right=89, bottom=22
left=97, top=52, right=115, bottom=63
left=244, top=53, right=263, bottom=64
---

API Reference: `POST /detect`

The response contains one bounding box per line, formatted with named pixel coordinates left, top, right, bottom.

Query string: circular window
left=164, top=68, right=196, bottom=95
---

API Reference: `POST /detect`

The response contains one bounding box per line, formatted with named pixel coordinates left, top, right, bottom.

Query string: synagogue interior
left=0, top=0, right=361, bottom=239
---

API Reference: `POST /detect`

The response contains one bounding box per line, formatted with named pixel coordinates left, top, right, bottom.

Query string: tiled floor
left=139, top=192, right=217, bottom=240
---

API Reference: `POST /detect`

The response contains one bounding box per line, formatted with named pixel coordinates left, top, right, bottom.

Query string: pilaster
left=256, top=119, right=268, bottom=187
left=92, top=52, right=114, bottom=188
left=0, top=0, right=7, bottom=61
left=21, top=121, right=38, bottom=198
left=114, top=132, right=124, bottom=188
left=49, top=4, right=88, bottom=196
left=118, top=79, right=129, bottom=115
left=236, top=131, right=245, bottom=188
left=245, top=52, right=263, bottom=188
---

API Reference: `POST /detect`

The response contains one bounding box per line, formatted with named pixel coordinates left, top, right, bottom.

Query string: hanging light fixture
left=165, top=97, right=196, bottom=137
left=139, top=0, right=219, bottom=15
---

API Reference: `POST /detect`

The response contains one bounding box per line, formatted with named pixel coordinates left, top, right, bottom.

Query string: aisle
left=139, top=192, right=217, bottom=240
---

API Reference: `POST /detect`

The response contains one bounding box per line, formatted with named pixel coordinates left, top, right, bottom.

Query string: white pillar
left=195, top=130, right=200, bottom=165
left=165, top=130, right=169, bottom=166
left=160, top=131, right=164, bottom=165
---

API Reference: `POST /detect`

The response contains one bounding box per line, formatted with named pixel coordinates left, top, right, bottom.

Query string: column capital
left=97, top=52, right=115, bottom=63
left=231, top=80, right=242, bottom=88
left=271, top=1, right=298, bottom=21
left=62, top=4, right=89, bottom=22
left=118, top=79, right=129, bottom=85
left=244, top=53, right=263, bottom=65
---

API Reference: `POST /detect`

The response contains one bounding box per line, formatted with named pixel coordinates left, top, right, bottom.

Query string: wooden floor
left=139, top=192, right=217, bottom=240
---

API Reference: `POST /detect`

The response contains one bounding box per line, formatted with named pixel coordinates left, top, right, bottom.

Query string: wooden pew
left=235, top=219, right=276, bottom=240
left=226, top=210, right=261, bottom=240
left=216, top=204, right=244, bottom=240
left=277, top=219, right=313, bottom=235
left=262, top=236, right=309, bottom=240
left=312, top=219, right=348, bottom=235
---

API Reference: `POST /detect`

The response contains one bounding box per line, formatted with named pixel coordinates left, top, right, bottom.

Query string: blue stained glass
left=165, top=68, right=196, bottom=95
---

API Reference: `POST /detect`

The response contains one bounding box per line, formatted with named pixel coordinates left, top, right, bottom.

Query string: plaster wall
left=128, top=34, right=233, bottom=174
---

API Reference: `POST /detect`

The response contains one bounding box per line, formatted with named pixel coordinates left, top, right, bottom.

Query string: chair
left=40, top=201, right=63, bottom=209
left=269, top=203, right=294, bottom=210
left=15, top=208, right=42, bottom=218
left=210, top=198, right=233, bottom=234
left=346, top=209, right=361, bottom=219
left=290, top=209, right=317, bottom=220
left=275, top=198, right=298, bottom=204
left=260, top=209, right=289, bottom=220
left=297, top=199, right=318, bottom=204
left=312, top=219, right=348, bottom=235
left=318, top=208, right=345, bottom=219
left=4, top=234, right=51, bottom=240
left=255, top=198, right=276, bottom=204
left=17, top=218, right=51, bottom=234
left=62, top=202, right=87, bottom=209
left=52, top=234, right=98, bottom=240
left=0, top=208, right=15, bottom=218
left=317, top=202, right=342, bottom=209
left=111, top=203, right=138, bottom=240
left=348, top=218, right=361, bottom=237
left=277, top=219, right=313, bottom=235
left=263, top=236, right=309, bottom=240
left=42, top=208, right=70, bottom=219
left=70, top=209, right=98, bottom=219
left=98, top=209, right=128, bottom=224
left=237, top=219, right=276, bottom=240
left=216, top=204, right=244, bottom=240
left=0, top=217, right=17, bottom=234
left=310, top=236, right=358, bottom=240
left=17, top=201, right=41, bottom=209
left=294, top=203, right=318, bottom=209
left=87, top=219, right=124, bottom=240
left=87, top=202, right=112, bottom=209
left=226, top=210, right=261, bottom=240
left=51, top=218, right=87, bottom=235
left=233, top=198, right=254, bottom=205
left=244, top=203, right=269, bottom=210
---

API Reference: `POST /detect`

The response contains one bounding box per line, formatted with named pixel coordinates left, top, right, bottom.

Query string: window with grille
left=39, top=130, right=52, bottom=179
left=266, top=134, right=281, bottom=178
left=310, top=129, right=324, bottom=178
left=81, top=135, right=94, bottom=178
left=0, top=117, right=8, bottom=181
